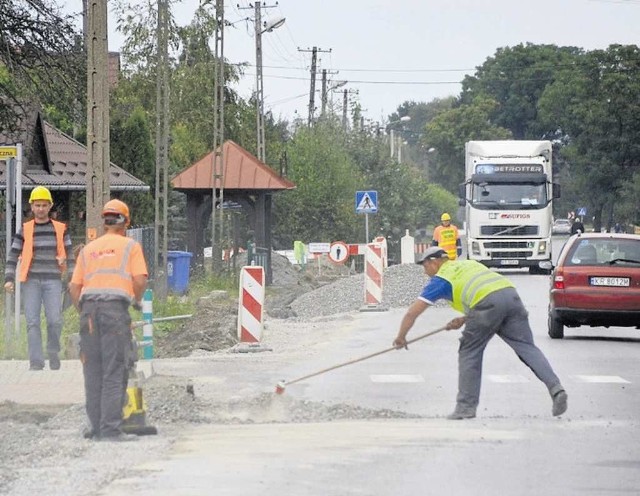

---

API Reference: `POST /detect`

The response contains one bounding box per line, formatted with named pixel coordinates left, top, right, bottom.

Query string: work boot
left=83, top=428, right=99, bottom=440
left=552, top=390, right=568, bottom=416
left=446, top=409, right=476, bottom=420
left=49, top=353, right=61, bottom=370
left=29, top=361, right=45, bottom=371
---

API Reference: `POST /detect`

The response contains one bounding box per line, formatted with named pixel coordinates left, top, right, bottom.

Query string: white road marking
left=571, top=375, right=631, bottom=384
left=370, top=374, right=424, bottom=383
left=486, top=375, right=530, bottom=383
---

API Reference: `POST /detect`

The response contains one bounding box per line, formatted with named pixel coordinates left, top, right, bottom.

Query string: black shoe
left=552, top=390, right=568, bottom=416
left=29, top=361, right=45, bottom=371
left=83, top=428, right=99, bottom=439
left=49, top=353, right=61, bottom=370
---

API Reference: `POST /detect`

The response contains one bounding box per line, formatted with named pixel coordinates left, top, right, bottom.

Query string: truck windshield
left=471, top=182, right=547, bottom=209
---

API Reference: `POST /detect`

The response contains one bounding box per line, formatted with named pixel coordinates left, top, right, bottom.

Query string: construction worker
left=4, top=186, right=73, bottom=371
left=432, top=213, right=462, bottom=260
left=69, top=199, right=148, bottom=441
left=393, top=246, right=567, bottom=419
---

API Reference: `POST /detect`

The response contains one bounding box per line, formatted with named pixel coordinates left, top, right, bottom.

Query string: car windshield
left=567, top=238, right=640, bottom=266
left=555, top=220, right=570, bottom=226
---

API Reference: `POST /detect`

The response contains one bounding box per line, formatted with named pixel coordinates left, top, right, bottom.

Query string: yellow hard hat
left=102, top=199, right=130, bottom=227
left=441, top=213, right=451, bottom=221
left=29, top=186, right=53, bottom=203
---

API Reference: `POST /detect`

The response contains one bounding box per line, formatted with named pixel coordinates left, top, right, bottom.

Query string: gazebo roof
left=171, top=140, right=295, bottom=192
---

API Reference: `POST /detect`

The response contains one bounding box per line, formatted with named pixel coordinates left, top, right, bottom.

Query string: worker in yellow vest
left=432, top=212, right=461, bottom=260
left=393, top=246, right=567, bottom=420
left=4, top=186, right=73, bottom=371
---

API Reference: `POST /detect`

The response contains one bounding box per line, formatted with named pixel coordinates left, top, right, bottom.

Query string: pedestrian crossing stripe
left=570, top=375, right=630, bottom=384
left=370, top=374, right=424, bottom=383
left=487, top=374, right=530, bottom=383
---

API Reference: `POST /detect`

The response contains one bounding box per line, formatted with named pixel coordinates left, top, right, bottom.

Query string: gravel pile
left=291, top=262, right=438, bottom=319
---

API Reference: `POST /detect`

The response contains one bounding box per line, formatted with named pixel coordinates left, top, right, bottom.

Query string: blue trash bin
left=166, top=251, right=193, bottom=294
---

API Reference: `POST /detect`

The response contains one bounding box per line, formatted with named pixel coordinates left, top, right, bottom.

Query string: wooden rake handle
left=282, top=326, right=448, bottom=387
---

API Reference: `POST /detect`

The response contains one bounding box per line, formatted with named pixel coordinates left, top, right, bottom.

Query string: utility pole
left=211, top=0, right=225, bottom=273
left=298, top=46, right=330, bottom=125
left=85, top=0, right=110, bottom=243
left=342, top=88, right=348, bottom=129
left=154, top=0, right=170, bottom=298
left=321, top=69, right=327, bottom=115
left=239, top=1, right=279, bottom=163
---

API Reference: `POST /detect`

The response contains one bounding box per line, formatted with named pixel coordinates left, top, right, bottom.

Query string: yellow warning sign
left=0, top=146, right=18, bottom=159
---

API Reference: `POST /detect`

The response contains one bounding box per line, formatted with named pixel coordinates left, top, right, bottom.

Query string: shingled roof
left=0, top=114, right=149, bottom=192
left=171, top=140, right=295, bottom=192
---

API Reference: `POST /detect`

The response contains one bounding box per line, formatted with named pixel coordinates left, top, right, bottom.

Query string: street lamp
left=255, top=6, right=286, bottom=163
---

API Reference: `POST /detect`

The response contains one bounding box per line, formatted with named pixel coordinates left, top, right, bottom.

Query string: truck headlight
left=538, top=241, right=547, bottom=254
left=472, top=241, right=480, bottom=255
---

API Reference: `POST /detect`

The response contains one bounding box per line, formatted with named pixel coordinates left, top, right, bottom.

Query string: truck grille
left=480, top=225, right=539, bottom=236
left=484, top=241, right=531, bottom=249
left=490, top=251, right=534, bottom=259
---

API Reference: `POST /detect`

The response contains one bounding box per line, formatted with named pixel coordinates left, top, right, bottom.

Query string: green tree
left=0, top=0, right=83, bottom=130
left=538, top=44, right=640, bottom=231
left=272, top=122, right=363, bottom=247
left=462, top=43, right=583, bottom=139
left=422, top=97, right=512, bottom=192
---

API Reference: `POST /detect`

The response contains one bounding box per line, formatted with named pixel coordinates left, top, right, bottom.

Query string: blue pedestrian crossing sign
left=577, top=207, right=587, bottom=216
left=355, top=190, right=378, bottom=214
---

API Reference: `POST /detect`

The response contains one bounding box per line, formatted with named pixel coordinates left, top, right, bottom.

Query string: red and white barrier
left=360, top=243, right=387, bottom=311
left=414, top=242, right=429, bottom=254
left=237, top=266, right=265, bottom=343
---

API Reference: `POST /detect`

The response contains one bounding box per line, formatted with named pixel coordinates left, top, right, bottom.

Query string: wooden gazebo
left=171, top=140, right=295, bottom=283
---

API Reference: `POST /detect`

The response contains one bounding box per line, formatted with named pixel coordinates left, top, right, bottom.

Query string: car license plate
left=589, top=277, right=630, bottom=287
left=500, top=260, right=519, bottom=265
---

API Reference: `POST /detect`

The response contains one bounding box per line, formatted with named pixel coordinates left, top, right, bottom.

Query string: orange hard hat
left=102, top=199, right=130, bottom=227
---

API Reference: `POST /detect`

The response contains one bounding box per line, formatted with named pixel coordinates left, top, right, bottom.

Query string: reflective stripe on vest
left=434, top=225, right=458, bottom=260
left=19, top=219, right=67, bottom=282
left=80, top=237, right=137, bottom=302
left=437, top=260, right=514, bottom=313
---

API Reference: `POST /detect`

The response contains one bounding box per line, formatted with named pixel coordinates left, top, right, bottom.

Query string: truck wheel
left=548, top=310, right=564, bottom=339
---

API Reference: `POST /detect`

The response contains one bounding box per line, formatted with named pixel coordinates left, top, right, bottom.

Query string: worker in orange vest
left=4, top=186, right=73, bottom=371
left=432, top=213, right=462, bottom=260
left=69, top=199, right=148, bottom=441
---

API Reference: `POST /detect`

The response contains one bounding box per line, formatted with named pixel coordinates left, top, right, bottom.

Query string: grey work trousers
left=79, top=299, right=132, bottom=438
left=456, top=287, right=562, bottom=412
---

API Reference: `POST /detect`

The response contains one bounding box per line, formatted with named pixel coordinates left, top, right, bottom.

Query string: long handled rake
left=274, top=326, right=447, bottom=394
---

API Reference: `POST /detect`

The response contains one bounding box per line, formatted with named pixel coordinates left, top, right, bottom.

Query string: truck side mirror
left=553, top=183, right=561, bottom=200
left=458, top=183, right=466, bottom=200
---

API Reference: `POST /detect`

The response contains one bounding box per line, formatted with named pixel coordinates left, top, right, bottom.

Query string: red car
left=547, top=232, right=640, bottom=339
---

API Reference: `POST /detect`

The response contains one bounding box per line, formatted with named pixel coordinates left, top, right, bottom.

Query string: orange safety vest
left=433, top=224, right=459, bottom=260
left=19, top=219, right=67, bottom=282
left=75, top=233, right=144, bottom=302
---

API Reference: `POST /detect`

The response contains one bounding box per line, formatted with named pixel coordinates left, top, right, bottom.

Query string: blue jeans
left=22, top=278, right=63, bottom=365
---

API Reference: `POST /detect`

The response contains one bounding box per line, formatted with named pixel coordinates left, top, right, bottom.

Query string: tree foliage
left=0, top=0, right=83, bottom=131
left=538, top=44, right=640, bottom=229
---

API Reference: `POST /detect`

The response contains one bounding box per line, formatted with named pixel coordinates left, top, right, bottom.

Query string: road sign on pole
left=355, top=190, right=378, bottom=214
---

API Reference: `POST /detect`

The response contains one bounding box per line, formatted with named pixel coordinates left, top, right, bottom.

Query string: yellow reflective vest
left=437, top=260, right=514, bottom=313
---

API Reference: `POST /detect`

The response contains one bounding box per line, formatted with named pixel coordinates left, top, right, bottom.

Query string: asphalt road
left=98, top=236, right=640, bottom=496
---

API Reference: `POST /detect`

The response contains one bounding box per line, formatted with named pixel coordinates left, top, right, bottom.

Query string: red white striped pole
left=360, top=243, right=388, bottom=312
left=232, top=266, right=271, bottom=352
left=238, top=266, right=264, bottom=342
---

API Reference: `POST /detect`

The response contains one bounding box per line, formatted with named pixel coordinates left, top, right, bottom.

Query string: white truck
left=458, top=140, right=560, bottom=274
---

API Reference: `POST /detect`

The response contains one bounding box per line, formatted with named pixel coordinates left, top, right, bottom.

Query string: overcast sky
left=64, top=0, right=640, bottom=123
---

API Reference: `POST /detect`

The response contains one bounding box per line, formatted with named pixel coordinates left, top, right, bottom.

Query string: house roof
left=171, top=140, right=295, bottom=192
left=0, top=116, right=149, bottom=192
